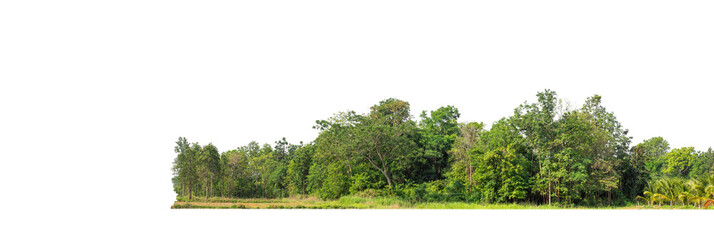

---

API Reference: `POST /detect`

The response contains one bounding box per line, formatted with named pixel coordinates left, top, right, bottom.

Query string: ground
left=171, top=196, right=714, bottom=209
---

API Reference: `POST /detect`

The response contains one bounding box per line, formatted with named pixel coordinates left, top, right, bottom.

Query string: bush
left=445, top=179, right=466, bottom=201
left=349, top=173, right=372, bottom=194
left=393, top=180, right=471, bottom=203
left=352, top=188, right=380, bottom=198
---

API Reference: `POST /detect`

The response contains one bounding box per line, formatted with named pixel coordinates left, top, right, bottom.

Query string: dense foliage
left=172, top=90, right=714, bottom=206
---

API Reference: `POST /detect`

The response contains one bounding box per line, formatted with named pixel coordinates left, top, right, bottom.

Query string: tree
left=306, top=133, right=352, bottom=199
left=636, top=191, right=657, bottom=206
left=690, top=148, right=714, bottom=177
left=247, top=143, right=273, bottom=198
left=173, top=137, right=199, bottom=199
left=663, top=147, right=696, bottom=177
left=580, top=95, right=630, bottom=205
left=552, top=111, right=595, bottom=205
left=512, top=89, right=559, bottom=205
left=469, top=118, right=530, bottom=203
left=349, top=98, right=421, bottom=189
left=172, top=137, right=189, bottom=197
left=286, top=144, right=314, bottom=195
left=219, top=149, right=249, bottom=197
left=640, top=137, right=670, bottom=160
left=622, top=144, right=650, bottom=201
left=448, top=121, right=484, bottom=192
left=198, top=143, right=220, bottom=199
left=308, top=111, right=364, bottom=199
left=172, top=91, right=712, bottom=208
left=638, top=137, right=670, bottom=179
left=419, top=105, right=461, bottom=181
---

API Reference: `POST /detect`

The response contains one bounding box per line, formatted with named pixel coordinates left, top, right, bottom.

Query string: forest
left=171, top=90, right=714, bottom=208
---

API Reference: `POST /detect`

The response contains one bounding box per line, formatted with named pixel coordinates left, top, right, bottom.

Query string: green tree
left=579, top=95, right=630, bottom=205
left=308, top=111, right=363, bottom=198
left=470, top=118, right=530, bottom=203
left=419, top=105, right=461, bottom=180
left=350, top=98, right=421, bottom=189
left=663, top=147, right=696, bottom=177
left=448, top=121, right=484, bottom=192
left=219, top=149, right=249, bottom=197
left=172, top=137, right=199, bottom=199
left=286, top=144, right=314, bottom=195
left=198, top=143, right=220, bottom=199
left=552, top=111, right=594, bottom=205
left=639, top=137, right=670, bottom=179
left=690, top=148, right=714, bottom=177
left=512, top=89, right=559, bottom=205
left=621, top=144, right=650, bottom=201
left=640, top=137, right=670, bottom=160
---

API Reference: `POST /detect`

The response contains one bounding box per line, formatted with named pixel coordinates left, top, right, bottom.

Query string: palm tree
left=706, top=185, right=714, bottom=199
left=654, top=193, right=667, bottom=207
left=640, top=175, right=714, bottom=208
left=636, top=191, right=657, bottom=206
left=685, top=178, right=706, bottom=208
left=677, top=191, right=692, bottom=206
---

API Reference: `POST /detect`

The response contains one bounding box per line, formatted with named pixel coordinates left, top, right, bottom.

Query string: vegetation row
left=172, top=90, right=714, bottom=208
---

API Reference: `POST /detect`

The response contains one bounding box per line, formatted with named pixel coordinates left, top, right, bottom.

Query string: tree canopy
left=172, top=90, right=714, bottom=207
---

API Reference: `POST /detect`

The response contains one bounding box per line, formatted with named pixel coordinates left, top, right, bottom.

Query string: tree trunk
left=556, top=181, right=560, bottom=203
left=380, top=170, right=393, bottom=189
left=346, top=156, right=353, bottom=178
left=548, top=179, right=552, bottom=205
left=302, top=179, right=307, bottom=195
left=468, top=163, right=474, bottom=193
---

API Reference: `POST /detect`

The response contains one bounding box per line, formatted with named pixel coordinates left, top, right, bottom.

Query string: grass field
left=171, top=196, right=713, bottom=209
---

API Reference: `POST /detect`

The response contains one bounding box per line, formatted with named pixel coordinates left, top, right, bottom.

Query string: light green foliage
left=663, top=147, right=696, bottom=177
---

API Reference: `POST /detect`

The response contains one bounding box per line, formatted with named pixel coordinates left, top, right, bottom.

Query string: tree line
left=172, top=90, right=714, bottom=206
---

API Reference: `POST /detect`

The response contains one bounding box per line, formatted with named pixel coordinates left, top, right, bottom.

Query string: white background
left=1, top=1, right=712, bottom=239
